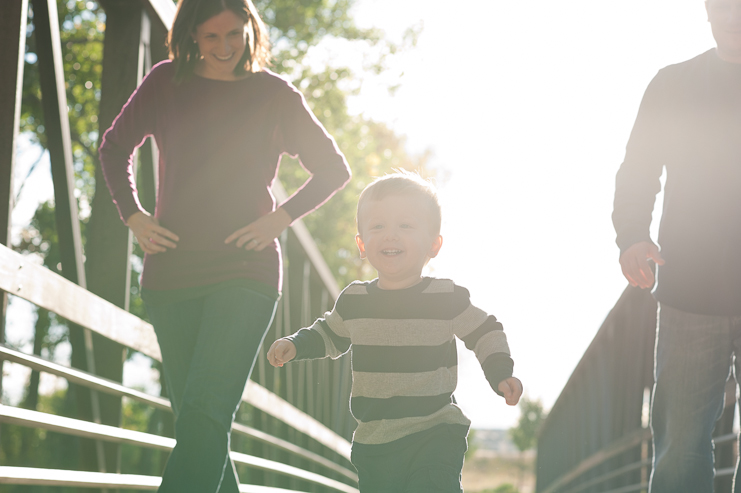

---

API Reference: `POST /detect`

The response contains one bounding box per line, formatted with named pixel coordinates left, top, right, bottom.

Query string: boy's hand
left=267, top=339, right=297, bottom=367
left=498, top=377, right=523, bottom=406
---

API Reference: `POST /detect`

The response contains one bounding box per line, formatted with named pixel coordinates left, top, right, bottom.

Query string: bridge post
left=31, top=0, right=113, bottom=479
left=31, top=0, right=86, bottom=287
left=0, top=0, right=29, bottom=409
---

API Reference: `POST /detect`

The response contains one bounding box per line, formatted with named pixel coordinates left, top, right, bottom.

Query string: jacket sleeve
left=273, top=85, right=351, bottom=222
left=98, top=64, right=164, bottom=224
left=452, top=287, right=514, bottom=397
left=612, top=69, right=674, bottom=254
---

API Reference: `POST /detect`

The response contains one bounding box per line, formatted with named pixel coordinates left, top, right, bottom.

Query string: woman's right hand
left=267, top=339, right=297, bottom=367
left=126, top=211, right=180, bottom=255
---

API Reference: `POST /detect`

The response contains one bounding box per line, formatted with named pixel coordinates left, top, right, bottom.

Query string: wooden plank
left=601, top=484, right=649, bottom=493
left=1, top=243, right=353, bottom=458
left=0, top=467, right=160, bottom=489
left=0, top=405, right=357, bottom=491
left=539, top=428, right=650, bottom=493
left=0, top=467, right=309, bottom=493
left=0, top=404, right=174, bottom=450
left=0, top=242, right=353, bottom=455
left=0, top=244, right=162, bottom=360
left=0, top=344, right=170, bottom=410
left=230, top=451, right=357, bottom=493
left=2, top=342, right=354, bottom=478
left=231, top=423, right=357, bottom=482
left=0, top=343, right=357, bottom=480
left=244, top=380, right=352, bottom=461
left=568, top=459, right=650, bottom=493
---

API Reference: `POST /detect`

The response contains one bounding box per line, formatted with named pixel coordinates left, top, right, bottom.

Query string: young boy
left=267, top=171, right=522, bottom=493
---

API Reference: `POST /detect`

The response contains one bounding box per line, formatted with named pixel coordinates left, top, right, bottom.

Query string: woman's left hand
left=225, top=208, right=293, bottom=251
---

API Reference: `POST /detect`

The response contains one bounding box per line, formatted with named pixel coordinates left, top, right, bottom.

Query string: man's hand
left=619, top=241, right=665, bottom=289
left=267, top=339, right=297, bottom=367
left=225, top=208, right=292, bottom=251
left=498, top=377, right=523, bottom=406
left=126, top=211, right=179, bottom=255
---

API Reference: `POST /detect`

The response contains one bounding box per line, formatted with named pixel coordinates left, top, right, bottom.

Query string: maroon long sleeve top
left=99, top=61, right=350, bottom=292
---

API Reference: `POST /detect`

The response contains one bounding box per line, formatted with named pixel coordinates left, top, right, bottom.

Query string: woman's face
left=192, top=9, right=248, bottom=80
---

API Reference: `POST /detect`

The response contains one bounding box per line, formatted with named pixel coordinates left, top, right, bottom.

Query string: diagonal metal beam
left=31, top=0, right=108, bottom=473
left=0, top=0, right=27, bottom=247
left=0, top=0, right=29, bottom=405
left=141, top=0, right=176, bottom=31
left=31, top=0, right=86, bottom=288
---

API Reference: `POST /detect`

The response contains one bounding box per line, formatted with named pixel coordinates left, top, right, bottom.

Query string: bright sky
left=6, top=0, right=717, bottom=431
left=346, top=0, right=716, bottom=428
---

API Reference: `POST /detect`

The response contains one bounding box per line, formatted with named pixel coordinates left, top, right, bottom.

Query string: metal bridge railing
left=536, top=286, right=738, bottom=493
left=0, top=230, right=358, bottom=492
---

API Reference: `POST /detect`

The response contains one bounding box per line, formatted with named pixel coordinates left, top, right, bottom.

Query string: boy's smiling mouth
left=382, top=249, right=402, bottom=256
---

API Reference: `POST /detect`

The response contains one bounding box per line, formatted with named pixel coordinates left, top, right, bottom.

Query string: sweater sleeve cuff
left=482, top=353, right=514, bottom=397
left=285, top=328, right=326, bottom=361
left=616, top=230, right=654, bottom=256
left=118, top=196, right=146, bottom=225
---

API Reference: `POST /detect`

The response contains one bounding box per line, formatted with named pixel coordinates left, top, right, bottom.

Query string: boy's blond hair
left=357, top=170, right=442, bottom=235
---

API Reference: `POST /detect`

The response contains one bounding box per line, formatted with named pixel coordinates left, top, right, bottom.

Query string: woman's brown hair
left=168, top=0, right=271, bottom=82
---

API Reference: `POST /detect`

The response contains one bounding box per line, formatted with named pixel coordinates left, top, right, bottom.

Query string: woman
left=98, top=0, right=351, bottom=491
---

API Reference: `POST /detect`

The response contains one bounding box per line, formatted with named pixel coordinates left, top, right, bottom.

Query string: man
left=612, top=1, right=741, bottom=491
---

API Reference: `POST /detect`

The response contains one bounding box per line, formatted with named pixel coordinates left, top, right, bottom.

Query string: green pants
left=351, top=424, right=468, bottom=493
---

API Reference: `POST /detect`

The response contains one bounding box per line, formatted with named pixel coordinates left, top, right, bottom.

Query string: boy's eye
left=400, top=223, right=412, bottom=229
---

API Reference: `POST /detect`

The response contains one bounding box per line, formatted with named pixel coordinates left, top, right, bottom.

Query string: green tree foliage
left=509, top=396, right=548, bottom=452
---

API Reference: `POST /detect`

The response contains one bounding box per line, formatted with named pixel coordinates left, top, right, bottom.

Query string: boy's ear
left=355, top=234, right=367, bottom=259
left=428, top=235, right=443, bottom=259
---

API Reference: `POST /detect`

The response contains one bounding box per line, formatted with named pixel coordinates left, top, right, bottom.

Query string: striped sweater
left=286, top=277, right=514, bottom=447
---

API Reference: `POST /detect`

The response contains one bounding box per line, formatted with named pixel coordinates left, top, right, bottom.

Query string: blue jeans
left=145, top=286, right=278, bottom=493
left=650, top=303, right=741, bottom=493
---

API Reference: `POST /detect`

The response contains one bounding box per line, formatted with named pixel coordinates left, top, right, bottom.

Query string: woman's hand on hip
left=126, top=211, right=179, bottom=255
left=225, top=208, right=292, bottom=251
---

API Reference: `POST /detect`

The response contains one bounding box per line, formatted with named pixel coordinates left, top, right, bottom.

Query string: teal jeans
left=144, top=285, right=278, bottom=493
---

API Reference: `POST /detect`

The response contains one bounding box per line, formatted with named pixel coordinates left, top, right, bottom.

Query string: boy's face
left=356, top=194, right=443, bottom=290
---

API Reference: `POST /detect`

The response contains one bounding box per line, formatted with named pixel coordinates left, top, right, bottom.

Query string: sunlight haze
left=7, top=0, right=717, bottom=431
left=348, top=0, right=715, bottom=428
